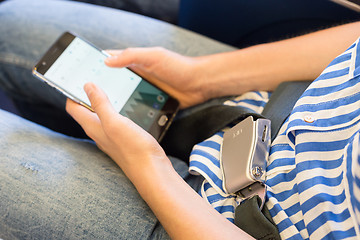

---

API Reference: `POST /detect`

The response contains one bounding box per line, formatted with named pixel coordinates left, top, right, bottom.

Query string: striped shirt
left=189, top=37, right=360, bottom=239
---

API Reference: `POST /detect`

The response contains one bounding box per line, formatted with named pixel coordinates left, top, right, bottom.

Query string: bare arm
left=132, top=144, right=252, bottom=240
left=66, top=84, right=254, bottom=240
left=198, top=21, right=360, bottom=99
left=106, top=21, right=360, bottom=108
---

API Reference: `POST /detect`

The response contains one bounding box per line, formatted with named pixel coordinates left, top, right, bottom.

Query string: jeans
left=69, top=0, right=180, bottom=24
left=0, top=0, right=235, bottom=239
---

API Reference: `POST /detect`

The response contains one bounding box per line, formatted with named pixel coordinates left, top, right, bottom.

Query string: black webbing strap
left=161, top=81, right=311, bottom=239
left=235, top=195, right=280, bottom=240
left=161, top=81, right=311, bottom=160
left=262, top=81, right=312, bottom=141
left=161, top=105, right=263, bottom=161
left=234, top=81, right=311, bottom=239
left=233, top=81, right=311, bottom=240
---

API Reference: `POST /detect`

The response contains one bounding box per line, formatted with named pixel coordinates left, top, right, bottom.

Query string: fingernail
left=105, top=55, right=118, bottom=63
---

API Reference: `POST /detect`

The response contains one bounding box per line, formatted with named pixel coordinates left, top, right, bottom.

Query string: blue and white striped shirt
left=189, top=37, right=360, bottom=239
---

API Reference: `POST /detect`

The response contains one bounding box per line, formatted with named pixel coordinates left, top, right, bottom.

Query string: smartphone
left=32, top=32, right=179, bottom=141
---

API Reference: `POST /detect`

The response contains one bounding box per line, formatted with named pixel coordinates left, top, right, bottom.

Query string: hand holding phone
left=66, top=81, right=172, bottom=182
left=33, top=32, right=179, bottom=141
left=104, top=48, right=209, bottom=109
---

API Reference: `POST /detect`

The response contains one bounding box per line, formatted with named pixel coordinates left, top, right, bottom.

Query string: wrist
left=127, top=154, right=178, bottom=201
left=118, top=149, right=173, bottom=184
left=194, top=49, right=264, bottom=100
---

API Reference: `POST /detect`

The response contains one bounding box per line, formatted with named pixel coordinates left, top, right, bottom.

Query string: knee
left=0, top=0, right=64, bottom=64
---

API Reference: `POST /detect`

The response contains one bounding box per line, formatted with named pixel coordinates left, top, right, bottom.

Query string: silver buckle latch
left=221, top=116, right=271, bottom=209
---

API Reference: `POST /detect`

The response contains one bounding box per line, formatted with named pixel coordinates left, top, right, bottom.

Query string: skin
left=66, top=21, right=360, bottom=239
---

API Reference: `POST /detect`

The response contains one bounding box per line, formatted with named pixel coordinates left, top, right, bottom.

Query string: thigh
left=0, top=109, right=202, bottom=239
left=70, top=0, right=180, bottom=24
left=0, top=0, right=234, bottom=108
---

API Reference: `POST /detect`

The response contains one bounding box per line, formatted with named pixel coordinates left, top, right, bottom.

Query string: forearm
left=129, top=158, right=253, bottom=240
left=196, top=21, right=360, bottom=99
left=67, top=82, right=251, bottom=239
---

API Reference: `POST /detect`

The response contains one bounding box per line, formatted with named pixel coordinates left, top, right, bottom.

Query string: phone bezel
left=33, top=32, right=179, bottom=141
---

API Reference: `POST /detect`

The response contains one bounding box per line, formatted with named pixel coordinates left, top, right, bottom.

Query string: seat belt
left=161, top=81, right=311, bottom=159
left=262, top=80, right=312, bottom=141
left=234, top=81, right=311, bottom=240
left=161, top=80, right=312, bottom=240
left=161, top=105, right=263, bottom=161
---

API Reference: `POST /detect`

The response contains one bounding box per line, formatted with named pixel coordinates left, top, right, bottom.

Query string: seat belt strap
left=234, top=81, right=311, bottom=240
left=161, top=81, right=311, bottom=160
left=262, top=81, right=312, bottom=141
left=161, top=105, right=263, bottom=161
left=161, top=81, right=312, bottom=240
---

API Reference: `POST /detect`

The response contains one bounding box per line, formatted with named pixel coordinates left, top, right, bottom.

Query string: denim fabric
left=0, top=0, right=235, bottom=239
left=68, top=0, right=180, bottom=24
left=0, top=109, right=204, bottom=239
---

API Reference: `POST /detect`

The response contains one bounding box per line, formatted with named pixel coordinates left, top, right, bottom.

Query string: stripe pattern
left=189, top=37, right=360, bottom=239
left=189, top=91, right=270, bottom=222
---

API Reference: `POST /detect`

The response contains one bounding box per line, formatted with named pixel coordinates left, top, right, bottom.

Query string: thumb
left=84, top=82, right=117, bottom=122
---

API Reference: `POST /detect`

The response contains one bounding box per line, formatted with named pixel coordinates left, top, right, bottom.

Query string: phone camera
left=157, top=95, right=165, bottom=103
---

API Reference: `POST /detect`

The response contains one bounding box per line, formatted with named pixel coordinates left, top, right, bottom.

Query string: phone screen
left=35, top=34, right=177, bottom=136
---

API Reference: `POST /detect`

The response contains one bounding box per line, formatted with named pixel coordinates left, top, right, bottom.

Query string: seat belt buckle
left=220, top=116, right=271, bottom=208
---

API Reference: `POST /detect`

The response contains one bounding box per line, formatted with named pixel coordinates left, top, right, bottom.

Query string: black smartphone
left=33, top=32, right=179, bottom=141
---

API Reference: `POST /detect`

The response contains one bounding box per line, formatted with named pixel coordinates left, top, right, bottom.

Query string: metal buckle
left=220, top=116, right=270, bottom=209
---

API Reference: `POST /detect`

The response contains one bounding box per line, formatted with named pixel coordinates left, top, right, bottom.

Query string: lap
left=70, top=0, right=180, bottom=24
left=0, top=109, right=203, bottom=239
left=0, top=3, right=214, bottom=237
